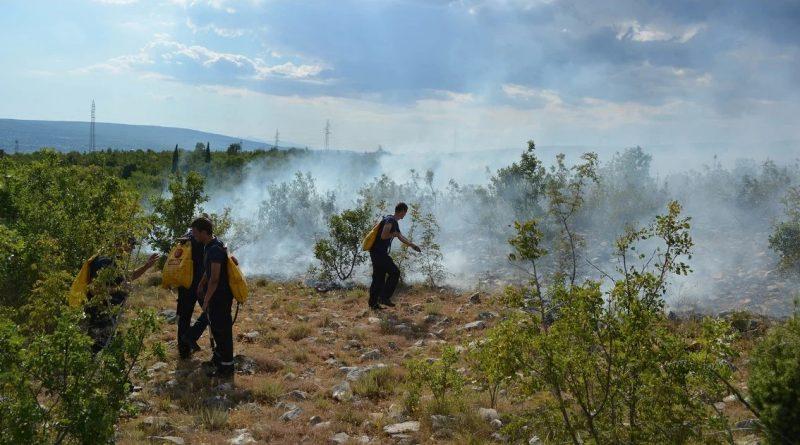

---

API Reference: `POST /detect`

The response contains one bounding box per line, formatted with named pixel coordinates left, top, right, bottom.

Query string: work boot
left=207, top=364, right=234, bottom=378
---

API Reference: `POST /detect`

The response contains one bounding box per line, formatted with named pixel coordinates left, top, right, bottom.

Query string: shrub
left=0, top=308, right=160, bottom=444
left=406, top=345, right=464, bottom=415
left=256, top=379, right=284, bottom=405
left=199, top=407, right=229, bottom=431
left=353, top=367, right=402, bottom=400
left=287, top=323, right=311, bottom=341
left=748, top=312, right=800, bottom=444
left=313, top=203, right=373, bottom=281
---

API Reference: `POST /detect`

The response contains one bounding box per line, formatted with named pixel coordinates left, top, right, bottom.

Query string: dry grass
left=287, top=323, right=312, bottom=341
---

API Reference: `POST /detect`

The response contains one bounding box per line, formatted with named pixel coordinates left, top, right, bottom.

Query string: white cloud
left=186, top=18, right=247, bottom=37
left=502, top=84, right=563, bottom=106
left=615, top=20, right=704, bottom=43
left=93, top=0, right=138, bottom=4
left=75, top=34, right=327, bottom=81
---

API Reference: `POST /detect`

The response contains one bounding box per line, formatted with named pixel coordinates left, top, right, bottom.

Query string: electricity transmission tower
left=324, top=119, right=331, bottom=150
left=90, top=99, right=96, bottom=152
left=274, top=129, right=280, bottom=149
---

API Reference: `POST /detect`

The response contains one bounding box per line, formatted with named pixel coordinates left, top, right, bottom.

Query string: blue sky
left=0, top=0, right=798, bottom=153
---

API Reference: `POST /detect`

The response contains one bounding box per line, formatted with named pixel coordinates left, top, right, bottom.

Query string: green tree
left=748, top=311, right=800, bottom=444
left=769, top=186, right=800, bottom=271
left=227, top=142, right=242, bottom=155
left=148, top=171, right=207, bottom=255
left=205, top=141, right=211, bottom=163
left=414, top=207, right=446, bottom=287
left=313, top=203, right=373, bottom=281
left=171, top=144, right=179, bottom=173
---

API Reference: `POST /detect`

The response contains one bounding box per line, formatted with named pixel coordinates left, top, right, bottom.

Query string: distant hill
left=0, top=118, right=293, bottom=153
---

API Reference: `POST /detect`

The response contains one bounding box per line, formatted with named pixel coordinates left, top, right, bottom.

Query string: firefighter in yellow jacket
left=71, top=237, right=159, bottom=353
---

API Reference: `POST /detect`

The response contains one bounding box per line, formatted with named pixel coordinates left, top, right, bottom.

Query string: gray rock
left=723, top=394, right=738, bottom=403
left=491, top=418, right=503, bottom=429
left=286, top=390, right=309, bottom=401
left=332, top=381, right=353, bottom=402
left=148, top=436, right=184, bottom=445
left=280, top=407, right=303, bottom=421
left=735, top=418, right=759, bottom=429
left=360, top=349, right=383, bottom=361
left=460, top=321, right=486, bottom=331
left=140, top=416, right=172, bottom=432
left=470, top=292, right=481, bottom=304
left=234, top=354, right=258, bottom=375
left=479, top=407, right=499, bottom=421
left=309, top=415, right=323, bottom=425
left=383, top=421, right=420, bottom=434
left=329, top=432, right=351, bottom=445
left=158, top=309, right=178, bottom=324
left=491, top=432, right=509, bottom=442
left=228, top=429, right=256, bottom=444
left=148, top=362, right=168, bottom=373
left=430, top=415, right=455, bottom=439
left=528, top=436, right=542, bottom=445
left=357, top=436, right=371, bottom=444
left=478, top=311, right=498, bottom=320
left=239, top=331, right=260, bottom=343
left=314, top=421, right=333, bottom=430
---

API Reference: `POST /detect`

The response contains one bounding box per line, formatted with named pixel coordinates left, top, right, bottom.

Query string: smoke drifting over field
left=203, top=144, right=800, bottom=316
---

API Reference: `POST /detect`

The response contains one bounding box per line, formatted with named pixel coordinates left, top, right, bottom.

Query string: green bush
left=748, top=313, right=800, bottom=444
left=406, top=345, right=464, bottom=415
left=313, top=203, right=372, bottom=281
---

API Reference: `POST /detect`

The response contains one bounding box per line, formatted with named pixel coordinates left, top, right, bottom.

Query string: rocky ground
left=117, top=274, right=765, bottom=445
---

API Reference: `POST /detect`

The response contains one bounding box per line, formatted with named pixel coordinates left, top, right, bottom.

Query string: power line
left=324, top=119, right=331, bottom=150
left=90, top=99, right=96, bottom=152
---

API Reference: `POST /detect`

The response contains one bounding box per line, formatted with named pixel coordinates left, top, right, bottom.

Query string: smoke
left=201, top=146, right=800, bottom=316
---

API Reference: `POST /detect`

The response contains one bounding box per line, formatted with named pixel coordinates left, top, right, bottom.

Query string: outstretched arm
left=397, top=233, right=421, bottom=252
left=130, top=253, right=160, bottom=281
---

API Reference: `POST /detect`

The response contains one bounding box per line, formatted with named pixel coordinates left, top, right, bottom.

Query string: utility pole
left=14, top=139, right=19, bottom=154
left=274, top=129, right=280, bottom=149
left=324, top=119, right=331, bottom=150
left=90, top=99, right=96, bottom=152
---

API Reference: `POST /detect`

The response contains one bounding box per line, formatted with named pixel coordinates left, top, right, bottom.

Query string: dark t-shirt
left=203, top=238, right=231, bottom=299
left=370, top=215, right=400, bottom=255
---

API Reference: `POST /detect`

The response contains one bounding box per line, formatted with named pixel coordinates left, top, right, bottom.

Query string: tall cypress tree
left=171, top=144, right=180, bottom=173
left=205, top=141, right=211, bottom=163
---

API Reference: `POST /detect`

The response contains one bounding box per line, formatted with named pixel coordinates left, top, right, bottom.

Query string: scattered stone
left=309, top=415, right=323, bottom=425
left=460, top=321, right=487, bottom=331
left=383, top=421, right=420, bottom=435
left=340, top=364, right=388, bottom=381
left=216, top=382, right=234, bottom=392
left=391, top=434, right=415, bottom=445
left=332, top=381, right=353, bottom=402
left=238, top=331, right=260, bottom=343
left=140, top=416, right=172, bottom=432
left=723, top=394, right=738, bottom=403
left=148, top=436, right=184, bottom=445
left=280, top=407, right=303, bottom=421
left=528, top=436, right=542, bottom=445
left=736, top=418, right=759, bottom=429
left=714, top=402, right=727, bottom=411
left=387, top=403, right=405, bottom=422
left=469, top=292, right=481, bottom=304
left=203, top=395, right=234, bottom=411
left=325, top=358, right=339, bottom=365
left=314, top=421, right=333, bottom=430
left=368, top=316, right=381, bottom=324
left=430, top=415, right=455, bottom=438
left=329, top=432, right=351, bottom=445
left=238, top=402, right=262, bottom=414
left=360, top=349, right=383, bottom=361
left=234, top=354, right=258, bottom=375
left=491, top=432, right=509, bottom=442
left=148, top=362, right=168, bottom=373
left=346, top=339, right=363, bottom=350
left=228, top=429, right=256, bottom=444
left=478, top=311, right=498, bottom=320
left=357, top=436, right=371, bottom=444
left=491, top=418, right=503, bottom=429
left=479, top=407, right=499, bottom=422
left=286, top=390, right=309, bottom=401
left=283, top=372, right=297, bottom=381
left=157, top=309, right=178, bottom=324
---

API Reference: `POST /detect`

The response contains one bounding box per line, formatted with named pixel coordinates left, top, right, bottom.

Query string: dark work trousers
left=176, top=286, right=208, bottom=356
left=207, top=292, right=234, bottom=369
left=369, top=250, right=400, bottom=306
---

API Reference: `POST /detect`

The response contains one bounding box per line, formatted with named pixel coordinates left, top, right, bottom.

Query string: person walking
left=176, top=228, right=209, bottom=359
left=191, top=217, right=235, bottom=378
left=368, top=202, right=420, bottom=310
